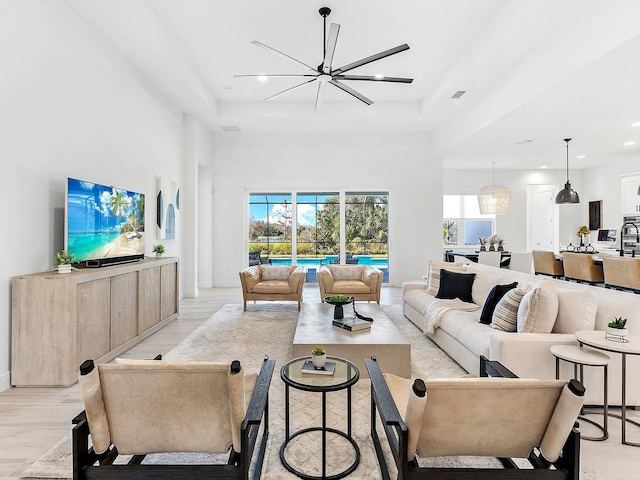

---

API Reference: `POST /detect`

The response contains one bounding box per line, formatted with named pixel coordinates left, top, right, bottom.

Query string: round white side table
left=551, top=344, right=611, bottom=441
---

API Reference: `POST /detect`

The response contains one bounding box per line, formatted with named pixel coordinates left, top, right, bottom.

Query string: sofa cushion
left=517, top=279, right=559, bottom=333
left=260, top=266, right=291, bottom=281
left=435, top=269, right=476, bottom=303
left=253, top=280, right=292, bottom=294
left=404, top=289, right=435, bottom=315
left=426, top=260, right=465, bottom=295
left=479, top=282, right=518, bottom=324
left=329, top=265, right=363, bottom=280
left=438, top=310, right=492, bottom=357
left=553, top=289, right=598, bottom=334
left=491, top=284, right=532, bottom=332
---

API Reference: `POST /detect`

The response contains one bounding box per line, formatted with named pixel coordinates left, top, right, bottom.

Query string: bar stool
left=551, top=344, right=610, bottom=441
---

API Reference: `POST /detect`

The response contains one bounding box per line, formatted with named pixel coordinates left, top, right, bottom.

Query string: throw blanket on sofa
left=423, top=298, right=480, bottom=334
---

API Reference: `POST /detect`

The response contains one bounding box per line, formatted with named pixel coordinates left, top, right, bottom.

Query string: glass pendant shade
left=478, top=162, right=511, bottom=214
left=478, top=184, right=511, bottom=214
left=555, top=138, right=580, bottom=204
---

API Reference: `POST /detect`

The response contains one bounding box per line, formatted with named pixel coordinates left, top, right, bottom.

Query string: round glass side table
left=280, top=356, right=360, bottom=480
left=551, top=344, right=610, bottom=441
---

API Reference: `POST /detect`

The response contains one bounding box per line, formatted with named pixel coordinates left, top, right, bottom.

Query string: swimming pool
left=270, top=256, right=388, bottom=267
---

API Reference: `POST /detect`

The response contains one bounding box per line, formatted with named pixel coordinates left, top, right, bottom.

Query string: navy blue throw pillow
left=435, top=269, right=476, bottom=303
left=479, top=282, right=518, bottom=324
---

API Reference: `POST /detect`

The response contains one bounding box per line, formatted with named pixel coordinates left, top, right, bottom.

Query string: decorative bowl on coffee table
left=324, top=296, right=354, bottom=320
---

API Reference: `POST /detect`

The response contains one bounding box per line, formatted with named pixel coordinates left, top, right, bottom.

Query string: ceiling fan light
left=478, top=184, right=511, bottom=214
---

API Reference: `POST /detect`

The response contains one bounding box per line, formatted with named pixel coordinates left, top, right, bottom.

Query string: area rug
left=21, top=303, right=599, bottom=479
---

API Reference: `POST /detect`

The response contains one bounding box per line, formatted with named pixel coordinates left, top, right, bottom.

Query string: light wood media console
left=11, top=257, right=179, bottom=387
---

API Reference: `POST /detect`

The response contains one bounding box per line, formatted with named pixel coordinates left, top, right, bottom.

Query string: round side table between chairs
left=551, top=344, right=610, bottom=441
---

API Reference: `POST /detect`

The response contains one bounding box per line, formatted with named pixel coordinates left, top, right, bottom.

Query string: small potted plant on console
left=152, top=244, right=166, bottom=257
left=606, top=317, right=628, bottom=342
left=311, top=345, right=326, bottom=368
left=53, top=251, right=76, bottom=274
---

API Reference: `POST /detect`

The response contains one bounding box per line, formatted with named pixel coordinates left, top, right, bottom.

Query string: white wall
left=0, top=2, right=189, bottom=391
left=443, top=168, right=586, bottom=252
left=211, top=132, right=441, bottom=287
left=583, top=153, right=640, bottom=232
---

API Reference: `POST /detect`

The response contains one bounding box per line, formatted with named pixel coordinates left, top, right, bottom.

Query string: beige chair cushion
left=517, top=279, right=559, bottom=333
left=253, top=280, right=292, bottom=294
left=260, top=265, right=292, bottom=281
left=79, top=361, right=251, bottom=456
left=328, top=265, right=364, bottom=280
left=331, top=280, right=371, bottom=294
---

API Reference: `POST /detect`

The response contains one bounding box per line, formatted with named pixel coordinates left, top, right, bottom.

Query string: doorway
left=526, top=185, right=558, bottom=252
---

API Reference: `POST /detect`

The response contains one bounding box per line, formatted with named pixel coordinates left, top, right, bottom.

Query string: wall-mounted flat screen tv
left=65, top=177, right=145, bottom=266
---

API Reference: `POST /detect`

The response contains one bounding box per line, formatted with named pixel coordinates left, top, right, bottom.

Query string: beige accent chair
left=366, top=356, right=584, bottom=480
left=239, top=265, right=305, bottom=311
left=317, top=264, right=383, bottom=304
left=562, top=252, right=604, bottom=284
left=73, top=356, right=275, bottom=480
left=602, top=256, right=640, bottom=293
left=532, top=250, right=564, bottom=278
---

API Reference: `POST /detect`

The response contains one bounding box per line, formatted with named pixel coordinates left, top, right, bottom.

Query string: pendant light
left=478, top=162, right=511, bottom=214
left=555, top=138, right=580, bottom=204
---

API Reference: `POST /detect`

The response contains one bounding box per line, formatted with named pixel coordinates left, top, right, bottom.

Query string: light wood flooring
left=1, top=286, right=639, bottom=479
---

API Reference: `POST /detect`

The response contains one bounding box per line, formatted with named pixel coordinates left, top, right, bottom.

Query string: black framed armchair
left=365, top=355, right=584, bottom=480
left=73, top=355, right=275, bottom=480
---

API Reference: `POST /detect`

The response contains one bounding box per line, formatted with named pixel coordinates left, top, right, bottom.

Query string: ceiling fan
left=234, top=7, right=413, bottom=110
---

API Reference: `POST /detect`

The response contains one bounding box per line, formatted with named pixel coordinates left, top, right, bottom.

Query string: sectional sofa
left=403, top=260, right=640, bottom=406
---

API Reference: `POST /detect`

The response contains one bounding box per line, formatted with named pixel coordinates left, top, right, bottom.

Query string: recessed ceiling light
left=624, top=141, right=636, bottom=146
left=576, top=155, right=586, bottom=159
left=257, top=75, right=268, bottom=82
left=540, top=165, right=549, bottom=169
left=375, top=74, right=385, bottom=80
left=631, top=122, right=640, bottom=127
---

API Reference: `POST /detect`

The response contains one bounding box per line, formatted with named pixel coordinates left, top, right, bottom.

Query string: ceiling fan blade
left=333, top=44, right=410, bottom=75
left=251, top=40, right=317, bottom=73
left=334, top=74, right=413, bottom=83
left=322, top=23, right=340, bottom=74
left=329, top=79, right=373, bottom=105
left=315, top=82, right=326, bottom=110
left=264, top=78, right=317, bottom=101
left=234, top=74, right=318, bottom=78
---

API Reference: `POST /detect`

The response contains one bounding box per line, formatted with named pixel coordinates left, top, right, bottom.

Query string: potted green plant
left=311, top=344, right=326, bottom=368
left=152, top=244, right=166, bottom=257
left=52, top=251, right=76, bottom=274
left=577, top=225, right=590, bottom=246
left=607, top=317, right=628, bottom=339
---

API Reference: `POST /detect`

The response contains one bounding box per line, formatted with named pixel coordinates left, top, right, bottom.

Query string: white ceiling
left=63, top=0, right=640, bottom=169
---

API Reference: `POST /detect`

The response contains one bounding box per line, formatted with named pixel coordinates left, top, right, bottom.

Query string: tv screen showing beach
left=66, top=178, right=145, bottom=262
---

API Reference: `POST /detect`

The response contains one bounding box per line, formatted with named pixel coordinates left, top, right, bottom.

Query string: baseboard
left=0, top=371, right=11, bottom=392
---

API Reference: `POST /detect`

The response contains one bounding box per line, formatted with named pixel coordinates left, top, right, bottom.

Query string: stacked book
left=332, top=317, right=372, bottom=332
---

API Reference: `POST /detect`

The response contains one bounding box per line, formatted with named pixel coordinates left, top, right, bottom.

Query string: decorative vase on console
left=479, top=236, right=487, bottom=251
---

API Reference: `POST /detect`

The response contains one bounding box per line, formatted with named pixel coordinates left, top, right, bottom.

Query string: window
left=296, top=193, right=340, bottom=258
left=248, top=194, right=292, bottom=256
left=248, top=191, right=389, bottom=282
left=443, top=195, right=494, bottom=247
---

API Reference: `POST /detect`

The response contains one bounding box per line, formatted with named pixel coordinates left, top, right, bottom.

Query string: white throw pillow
left=426, top=260, right=465, bottom=295
left=491, top=284, right=532, bottom=332
left=329, top=265, right=363, bottom=280
left=517, top=279, right=559, bottom=333
left=261, top=266, right=291, bottom=281
left=471, top=271, right=504, bottom=306
left=553, top=289, right=598, bottom=334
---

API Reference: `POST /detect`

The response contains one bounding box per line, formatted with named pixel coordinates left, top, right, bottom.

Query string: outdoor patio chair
left=73, top=356, right=275, bottom=480
left=365, top=355, right=584, bottom=480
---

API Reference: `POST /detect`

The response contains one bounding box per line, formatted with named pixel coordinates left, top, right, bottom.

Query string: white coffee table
left=293, top=303, right=411, bottom=378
